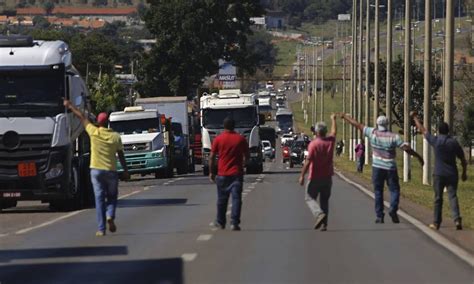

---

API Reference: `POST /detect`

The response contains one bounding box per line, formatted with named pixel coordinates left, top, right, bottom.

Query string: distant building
left=265, top=10, right=285, bottom=29
left=16, top=7, right=137, bottom=23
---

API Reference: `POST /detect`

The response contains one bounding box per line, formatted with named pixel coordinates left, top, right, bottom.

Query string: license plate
left=3, top=192, right=21, bottom=198
left=18, top=162, right=37, bottom=177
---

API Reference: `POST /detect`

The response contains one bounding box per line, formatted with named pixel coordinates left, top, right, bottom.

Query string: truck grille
left=124, top=142, right=149, bottom=152
left=0, top=134, right=52, bottom=175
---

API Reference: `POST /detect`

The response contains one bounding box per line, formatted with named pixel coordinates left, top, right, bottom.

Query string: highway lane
left=0, top=158, right=473, bottom=283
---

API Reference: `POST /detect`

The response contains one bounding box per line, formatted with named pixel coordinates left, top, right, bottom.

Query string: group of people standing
left=64, top=96, right=468, bottom=235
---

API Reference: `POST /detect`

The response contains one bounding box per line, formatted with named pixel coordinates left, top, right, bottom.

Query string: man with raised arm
left=341, top=113, right=423, bottom=224
left=299, top=113, right=338, bottom=231
left=411, top=111, right=467, bottom=230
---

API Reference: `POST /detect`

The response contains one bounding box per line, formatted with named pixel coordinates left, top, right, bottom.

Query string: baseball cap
left=97, top=112, right=108, bottom=125
left=376, top=115, right=388, bottom=131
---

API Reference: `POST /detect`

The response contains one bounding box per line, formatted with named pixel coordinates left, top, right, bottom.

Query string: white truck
left=109, top=106, right=174, bottom=179
left=135, top=97, right=194, bottom=174
left=0, top=35, right=93, bottom=211
left=257, top=91, right=273, bottom=121
left=200, top=89, right=264, bottom=175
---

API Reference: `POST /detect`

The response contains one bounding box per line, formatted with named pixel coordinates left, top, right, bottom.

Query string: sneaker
left=320, top=225, right=327, bottom=232
left=107, top=217, right=117, bottom=233
left=230, top=224, right=241, bottom=231
left=209, top=221, right=225, bottom=230
left=375, top=214, right=385, bottom=224
left=95, top=231, right=105, bottom=237
left=455, top=219, right=463, bottom=230
left=389, top=211, right=400, bottom=223
left=314, top=213, right=326, bottom=230
left=429, top=223, right=440, bottom=230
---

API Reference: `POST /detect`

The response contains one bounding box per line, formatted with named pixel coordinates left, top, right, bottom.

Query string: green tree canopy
left=136, top=0, right=264, bottom=97
left=90, top=74, right=126, bottom=114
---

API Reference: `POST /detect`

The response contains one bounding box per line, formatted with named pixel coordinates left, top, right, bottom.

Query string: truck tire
left=166, top=166, right=174, bottom=178
left=50, top=159, right=82, bottom=211
left=177, top=162, right=188, bottom=175
left=257, top=163, right=264, bottom=174
left=203, top=166, right=209, bottom=176
left=0, top=200, right=17, bottom=212
left=289, top=160, right=294, bottom=168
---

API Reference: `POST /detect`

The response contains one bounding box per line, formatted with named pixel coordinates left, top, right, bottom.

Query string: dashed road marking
left=226, top=210, right=231, bottom=216
left=0, top=233, right=9, bottom=238
left=118, top=190, right=141, bottom=200
left=196, top=234, right=213, bottom=242
left=181, top=253, right=198, bottom=262
left=244, top=189, right=252, bottom=193
left=144, top=186, right=151, bottom=191
left=15, top=210, right=85, bottom=235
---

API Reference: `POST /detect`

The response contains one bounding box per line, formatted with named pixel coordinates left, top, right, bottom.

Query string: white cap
left=376, top=115, right=388, bottom=131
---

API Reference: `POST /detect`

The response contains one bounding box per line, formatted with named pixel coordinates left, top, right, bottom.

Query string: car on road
left=289, top=139, right=308, bottom=168
left=280, top=133, right=294, bottom=146
left=261, top=140, right=275, bottom=160
left=276, top=98, right=286, bottom=109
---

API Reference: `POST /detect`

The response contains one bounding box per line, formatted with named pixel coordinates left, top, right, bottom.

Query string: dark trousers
left=215, top=175, right=243, bottom=226
left=433, top=175, right=461, bottom=225
left=305, top=178, right=332, bottom=226
left=372, top=167, right=400, bottom=218
left=356, top=156, right=365, bottom=173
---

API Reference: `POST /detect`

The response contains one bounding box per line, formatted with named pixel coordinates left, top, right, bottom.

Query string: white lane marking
left=118, top=190, right=140, bottom=200
left=335, top=171, right=474, bottom=268
left=15, top=210, right=85, bottom=235
left=248, top=185, right=255, bottom=189
left=175, top=177, right=185, bottom=181
left=244, top=189, right=252, bottom=193
left=196, top=234, right=213, bottom=242
left=226, top=210, right=231, bottom=216
left=144, top=186, right=151, bottom=191
left=0, top=233, right=9, bottom=238
left=242, top=193, right=248, bottom=196
left=163, top=182, right=170, bottom=186
left=13, top=189, right=142, bottom=236
left=181, top=253, right=198, bottom=262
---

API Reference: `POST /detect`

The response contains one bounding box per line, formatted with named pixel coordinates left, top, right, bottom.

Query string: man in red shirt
left=209, top=117, right=250, bottom=231
left=299, top=113, right=338, bottom=231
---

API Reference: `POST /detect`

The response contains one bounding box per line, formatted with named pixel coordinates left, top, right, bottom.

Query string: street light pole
left=444, top=0, right=454, bottom=130
left=386, top=0, right=393, bottom=131
left=423, top=0, right=433, bottom=185
left=320, top=44, right=325, bottom=121
left=350, top=0, right=358, bottom=160
left=374, top=0, right=380, bottom=123
left=403, top=0, right=412, bottom=182
left=358, top=0, right=364, bottom=143
left=365, top=0, right=371, bottom=165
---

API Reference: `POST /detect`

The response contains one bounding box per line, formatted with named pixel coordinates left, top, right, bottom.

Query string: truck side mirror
left=259, top=114, right=266, bottom=125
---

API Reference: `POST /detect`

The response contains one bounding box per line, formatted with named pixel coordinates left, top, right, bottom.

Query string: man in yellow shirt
left=64, top=99, right=129, bottom=236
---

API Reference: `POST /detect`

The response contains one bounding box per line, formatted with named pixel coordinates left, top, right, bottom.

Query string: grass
left=273, top=39, right=299, bottom=77
left=290, top=90, right=474, bottom=229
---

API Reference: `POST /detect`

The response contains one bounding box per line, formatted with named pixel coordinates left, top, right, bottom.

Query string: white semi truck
left=109, top=106, right=174, bottom=179
left=135, top=97, right=194, bottom=175
left=200, top=89, right=264, bottom=175
left=0, top=35, right=93, bottom=211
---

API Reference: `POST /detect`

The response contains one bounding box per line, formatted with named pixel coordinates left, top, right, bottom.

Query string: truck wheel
left=257, top=163, right=264, bottom=174
left=166, top=166, right=174, bottom=178
left=0, top=200, right=17, bottom=212
left=289, top=160, right=294, bottom=168
left=50, top=161, right=82, bottom=212
left=203, top=166, right=209, bottom=176
left=177, top=163, right=188, bottom=175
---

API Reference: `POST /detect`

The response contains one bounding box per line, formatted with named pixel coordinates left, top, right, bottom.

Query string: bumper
left=0, top=147, right=71, bottom=201
left=117, top=151, right=168, bottom=174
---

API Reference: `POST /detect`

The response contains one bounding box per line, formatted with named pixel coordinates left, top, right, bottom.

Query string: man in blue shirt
left=411, top=112, right=468, bottom=230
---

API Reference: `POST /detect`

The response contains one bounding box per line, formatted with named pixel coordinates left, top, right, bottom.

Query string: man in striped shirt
left=341, top=114, right=424, bottom=224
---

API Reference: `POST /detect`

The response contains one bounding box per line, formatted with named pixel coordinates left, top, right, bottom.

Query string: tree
left=43, top=2, right=55, bottom=15
left=460, top=102, right=474, bottom=163
left=370, top=56, right=443, bottom=129
left=90, top=74, right=126, bottom=114
left=137, top=0, right=264, bottom=97
left=32, top=15, right=50, bottom=29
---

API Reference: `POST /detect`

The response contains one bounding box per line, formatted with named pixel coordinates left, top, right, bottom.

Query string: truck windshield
left=203, top=107, right=257, bottom=129
left=0, top=68, right=64, bottom=117
left=276, top=114, right=293, bottom=125
left=110, top=118, right=161, bottom=135
left=172, top=122, right=183, bottom=136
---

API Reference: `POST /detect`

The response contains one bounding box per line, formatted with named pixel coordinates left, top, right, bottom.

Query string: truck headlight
left=291, top=153, right=297, bottom=157
left=45, top=163, right=64, bottom=180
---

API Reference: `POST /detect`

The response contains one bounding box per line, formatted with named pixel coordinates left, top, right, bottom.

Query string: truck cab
left=109, top=106, right=174, bottom=179
left=0, top=35, right=92, bottom=211
left=200, top=90, right=264, bottom=175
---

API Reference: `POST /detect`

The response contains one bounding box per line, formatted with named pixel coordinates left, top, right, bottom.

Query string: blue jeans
left=356, top=156, right=365, bottom=173
left=90, top=169, right=119, bottom=232
left=433, top=175, right=461, bottom=225
left=372, top=167, right=400, bottom=218
left=305, top=178, right=332, bottom=226
left=215, top=175, right=243, bottom=226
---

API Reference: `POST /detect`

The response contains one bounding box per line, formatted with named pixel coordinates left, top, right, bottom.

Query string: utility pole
left=320, top=44, right=325, bottom=121
left=312, top=46, right=316, bottom=126
left=315, top=45, right=319, bottom=123
left=343, top=40, right=347, bottom=153
left=423, top=0, right=433, bottom=185
left=403, top=0, right=412, bottom=182
left=365, top=0, right=371, bottom=165
left=374, top=0, right=380, bottom=123
left=386, top=0, right=393, bottom=131
left=444, top=0, right=454, bottom=129
left=358, top=0, right=364, bottom=144
left=350, top=0, right=357, bottom=161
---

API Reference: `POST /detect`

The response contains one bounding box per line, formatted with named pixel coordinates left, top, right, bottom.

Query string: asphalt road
left=1, top=150, right=473, bottom=284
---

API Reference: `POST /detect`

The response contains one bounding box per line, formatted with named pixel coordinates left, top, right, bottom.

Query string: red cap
left=97, top=112, right=108, bottom=125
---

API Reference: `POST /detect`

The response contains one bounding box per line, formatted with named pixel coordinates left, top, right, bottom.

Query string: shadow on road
left=0, top=258, right=183, bottom=284
left=0, top=246, right=128, bottom=263
left=118, top=198, right=193, bottom=208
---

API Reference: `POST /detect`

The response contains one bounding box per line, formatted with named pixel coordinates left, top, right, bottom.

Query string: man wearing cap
left=64, top=99, right=129, bottom=236
left=341, top=113, right=423, bottom=224
left=411, top=111, right=467, bottom=230
left=299, top=113, right=338, bottom=231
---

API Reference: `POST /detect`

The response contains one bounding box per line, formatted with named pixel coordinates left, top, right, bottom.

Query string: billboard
left=338, top=14, right=351, bottom=21
left=218, top=60, right=237, bottom=89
